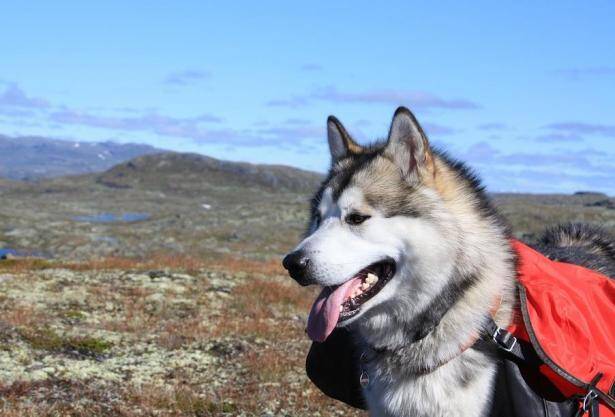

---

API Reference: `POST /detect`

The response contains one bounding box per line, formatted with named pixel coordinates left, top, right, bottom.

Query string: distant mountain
left=0, top=134, right=161, bottom=180
left=97, top=152, right=323, bottom=192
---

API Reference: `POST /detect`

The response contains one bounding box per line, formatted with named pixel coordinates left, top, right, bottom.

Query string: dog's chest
left=362, top=355, right=497, bottom=417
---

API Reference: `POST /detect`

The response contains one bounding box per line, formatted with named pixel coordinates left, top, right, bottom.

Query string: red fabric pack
left=509, top=240, right=615, bottom=416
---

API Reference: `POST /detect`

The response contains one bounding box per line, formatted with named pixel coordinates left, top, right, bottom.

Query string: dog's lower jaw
left=363, top=348, right=498, bottom=417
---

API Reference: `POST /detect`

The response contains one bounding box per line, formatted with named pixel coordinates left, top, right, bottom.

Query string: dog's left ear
left=384, top=106, right=434, bottom=180
left=327, top=116, right=363, bottom=161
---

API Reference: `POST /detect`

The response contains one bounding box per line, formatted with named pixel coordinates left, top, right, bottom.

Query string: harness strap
left=480, top=317, right=541, bottom=365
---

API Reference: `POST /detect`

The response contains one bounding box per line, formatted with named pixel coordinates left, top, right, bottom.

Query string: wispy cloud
left=552, top=66, right=615, bottom=80
left=544, top=122, right=615, bottom=138
left=45, top=110, right=260, bottom=145
left=487, top=168, right=613, bottom=194
left=300, top=64, right=323, bottom=71
left=267, top=86, right=480, bottom=110
left=534, top=132, right=584, bottom=142
left=0, top=83, right=50, bottom=109
left=472, top=145, right=615, bottom=177
left=354, top=119, right=372, bottom=128
left=50, top=110, right=221, bottom=131
left=464, top=141, right=500, bottom=160
left=496, top=152, right=594, bottom=168
left=266, top=96, right=310, bottom=108
left=461, top=141, right=611, bottom=170
left=45, top=108, right=323, bottom=147
left=256, top=125, right=324, bottom=141
left=51, top=112, right=270, bottom=146
left=0, top=107, right=37, bottom=117
left=477, top=122, right=509, bottom=131
left=283, top=118, right=311, bottom=125
left=422, top=122, right=457, bottom=136
left=311, top=86, right=480, bottom=109
left=459, top=141, right=614, bottom=193
left=0, top=82, right=323, bottom=148
left=164, top=70, right=211, bottom=85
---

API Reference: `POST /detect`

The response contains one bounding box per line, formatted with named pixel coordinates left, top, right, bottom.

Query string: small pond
left=72, top=212, right=151, bottom=223
left=0, top=248, right=18, bottom=258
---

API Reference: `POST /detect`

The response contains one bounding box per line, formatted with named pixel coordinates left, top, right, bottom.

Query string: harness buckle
left=492, top=327, right=517, bottom=353
left=582, top=390, right=598, bottom=412
left=359, top=370, right=370, bottom=388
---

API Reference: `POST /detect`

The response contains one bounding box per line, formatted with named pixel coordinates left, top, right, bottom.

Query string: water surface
left=0, top=248, right=18, bottom=258
left=72, top=212, right=151, bottom=223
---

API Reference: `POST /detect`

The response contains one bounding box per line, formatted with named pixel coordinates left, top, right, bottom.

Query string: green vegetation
left=18, top=327, right=111, bottom=356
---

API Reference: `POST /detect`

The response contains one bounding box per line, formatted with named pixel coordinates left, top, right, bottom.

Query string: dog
left=282, top=107, right=615, bottom=417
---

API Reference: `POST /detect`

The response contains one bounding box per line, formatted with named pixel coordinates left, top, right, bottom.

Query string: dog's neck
left=357, top=157, right=518, bottom=372
left=360, top=268, right=516, bottom=374
left=359, top=294, right=502, bottom=377
left=359, top=292, right=505, bottom=375
left=355, top=226, right=517, bottom=375
left=355, top=240, right=517, bottom=417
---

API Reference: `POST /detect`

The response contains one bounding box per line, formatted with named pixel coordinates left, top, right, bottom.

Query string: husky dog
left=282, top=107, right=615, bottom=417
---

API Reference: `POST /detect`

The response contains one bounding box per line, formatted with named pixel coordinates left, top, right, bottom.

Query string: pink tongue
left=306, top=277, right=363, bottom=342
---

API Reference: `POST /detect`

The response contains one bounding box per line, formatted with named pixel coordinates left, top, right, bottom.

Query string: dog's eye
left=345, top=213, right=371, bottom=225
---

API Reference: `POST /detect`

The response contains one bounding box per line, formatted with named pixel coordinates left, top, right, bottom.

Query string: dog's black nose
left=283, top=251, right=310, bottom=273
left=282, top=251, right=312, bottom=286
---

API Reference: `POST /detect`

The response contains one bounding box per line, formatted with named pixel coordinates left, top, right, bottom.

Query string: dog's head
left=283, top=107, right=464, bottom=344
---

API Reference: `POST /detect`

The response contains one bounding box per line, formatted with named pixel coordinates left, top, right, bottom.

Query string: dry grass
left=0, top=258, right=364, bottom=417
left=233, top=276, right=312, bottom=312
left=0, top=258, right=54, bottom=273
left=0, top=304, right=46, bottom=328
left=0, top=252, right=285, bottom=277
left=0, top=380, right=128, bottom=417
left=207, top=276, right=315, bottom=341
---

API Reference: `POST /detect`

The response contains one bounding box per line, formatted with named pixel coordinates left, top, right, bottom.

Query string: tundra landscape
left=1, top=150, right=614, bottom=417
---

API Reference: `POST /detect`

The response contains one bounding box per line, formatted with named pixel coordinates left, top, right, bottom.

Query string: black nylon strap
left=481, top=317, right=541, bottom=366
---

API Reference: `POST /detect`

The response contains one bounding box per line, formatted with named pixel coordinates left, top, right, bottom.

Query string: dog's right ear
left=384, top=106, right=433, bottom=181
left=327, top=116, right=362, bottom=161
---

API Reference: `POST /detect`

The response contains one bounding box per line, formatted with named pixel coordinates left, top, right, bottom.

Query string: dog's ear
left=384, top=106, right=433, bottom=180
left=327, top=116, right=362, bottom=161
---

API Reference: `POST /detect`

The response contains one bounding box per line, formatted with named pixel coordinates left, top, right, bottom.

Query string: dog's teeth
left=361, top=282, right=370, bottom=290
left=339, top=304, right=344, bottom=312
left=366, top=273, right=378, bottom=284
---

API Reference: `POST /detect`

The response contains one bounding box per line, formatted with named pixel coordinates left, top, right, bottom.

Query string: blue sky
left=1, top=1, right=614, bottom=194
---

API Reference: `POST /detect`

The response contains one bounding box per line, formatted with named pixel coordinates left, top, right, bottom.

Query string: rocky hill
left=0, top=152, right=324, bottom=261
left=97, top=152, right=322, bottom=193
